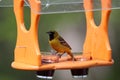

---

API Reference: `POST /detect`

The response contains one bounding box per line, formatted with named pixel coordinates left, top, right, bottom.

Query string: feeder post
left=11, top=0, right=42, bottom=70
left=83, top=0, right=112, bottom=61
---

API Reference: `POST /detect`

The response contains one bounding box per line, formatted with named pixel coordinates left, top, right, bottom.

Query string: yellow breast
left=49, top=39, right=70, bottom=53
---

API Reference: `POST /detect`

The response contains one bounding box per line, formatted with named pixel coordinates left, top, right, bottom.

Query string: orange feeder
left=11, top=0, right=114, bottom=71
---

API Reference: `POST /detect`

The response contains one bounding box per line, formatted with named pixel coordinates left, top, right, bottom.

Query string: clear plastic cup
left=36, top=53, right=58, bottom=80
left=71, top=68, right=89, bottom=78
left=71, top=57, right=89, bottom=79
left=36, top=69, right=55, bottom=80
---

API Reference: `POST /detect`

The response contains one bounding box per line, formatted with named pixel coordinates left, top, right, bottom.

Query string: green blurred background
left=0, top=4, right=120, bottom=80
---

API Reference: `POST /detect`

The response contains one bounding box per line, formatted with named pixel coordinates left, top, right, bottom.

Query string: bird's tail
left=68, top=51, right=76, bottom=61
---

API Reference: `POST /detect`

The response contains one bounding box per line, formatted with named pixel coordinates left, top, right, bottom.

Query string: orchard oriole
left=47, top=30, right=76, bottom=61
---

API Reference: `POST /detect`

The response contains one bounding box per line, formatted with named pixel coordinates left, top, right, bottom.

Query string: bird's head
left=47, top=30, right=59, bottom=40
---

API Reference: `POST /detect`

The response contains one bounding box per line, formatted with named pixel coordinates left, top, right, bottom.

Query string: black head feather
left=47, top=30, right=58, bottom=41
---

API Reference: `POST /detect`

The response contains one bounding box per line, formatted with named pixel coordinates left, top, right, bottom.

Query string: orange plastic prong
left=11, top=0, right=41, bottom=70
left=83, top=0, right=112, bottom=61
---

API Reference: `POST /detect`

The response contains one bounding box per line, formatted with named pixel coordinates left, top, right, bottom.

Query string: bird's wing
left=58, top=36, right=72, bottom=50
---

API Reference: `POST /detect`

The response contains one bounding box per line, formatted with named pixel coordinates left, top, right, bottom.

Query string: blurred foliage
left=0, top=4, right=120, bottom=80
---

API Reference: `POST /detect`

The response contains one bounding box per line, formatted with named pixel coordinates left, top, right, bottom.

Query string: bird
left=47, top=30, right=76, bottom=61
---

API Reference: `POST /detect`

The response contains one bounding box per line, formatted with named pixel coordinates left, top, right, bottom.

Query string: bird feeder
left=11, top=0, right=114, bottom=79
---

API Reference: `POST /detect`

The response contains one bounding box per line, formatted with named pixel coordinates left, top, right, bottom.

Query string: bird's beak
left=46, top=32, right=51, bottom=34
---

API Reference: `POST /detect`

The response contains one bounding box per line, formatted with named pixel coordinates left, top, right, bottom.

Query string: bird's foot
left=72, top=57, right=77, bottom=61
left=56, top=53, right=62, bottom=58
